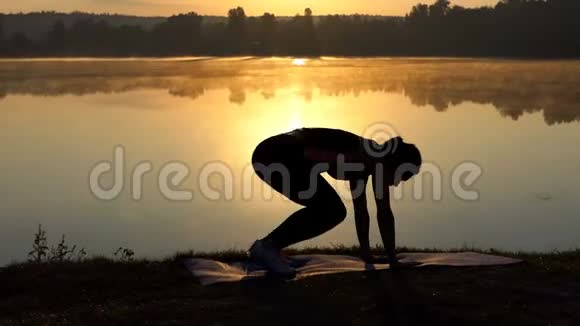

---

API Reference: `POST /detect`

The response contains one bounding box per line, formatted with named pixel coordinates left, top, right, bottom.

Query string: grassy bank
left=1, top=247, right=580, bottom=325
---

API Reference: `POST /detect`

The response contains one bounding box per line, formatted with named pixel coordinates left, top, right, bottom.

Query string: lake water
left=1, top=57, right=579, bottom=265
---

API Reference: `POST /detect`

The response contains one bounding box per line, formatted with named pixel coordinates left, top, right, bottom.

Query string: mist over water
left=1, top=57, right=579, bottom=265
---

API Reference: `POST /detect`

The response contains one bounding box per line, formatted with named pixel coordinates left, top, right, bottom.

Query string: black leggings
left=252, top=134, right=347, bottom=249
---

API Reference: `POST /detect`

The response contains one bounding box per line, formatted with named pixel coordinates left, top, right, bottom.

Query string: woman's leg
left=252, top=135, right=347, bottom=249
left=262, top=174, right=347, bottom=249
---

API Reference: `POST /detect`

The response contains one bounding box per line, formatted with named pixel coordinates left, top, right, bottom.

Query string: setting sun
left=292, top=58, right=307, bottom=66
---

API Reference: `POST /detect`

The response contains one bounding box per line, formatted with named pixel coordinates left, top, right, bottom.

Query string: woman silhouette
left=249, top=128, right=422, bottom=276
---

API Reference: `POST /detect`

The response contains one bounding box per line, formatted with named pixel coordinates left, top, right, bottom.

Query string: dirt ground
left=1, top=253, right=580, bottom=325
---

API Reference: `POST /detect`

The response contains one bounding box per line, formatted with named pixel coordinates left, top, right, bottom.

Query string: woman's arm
left=372, top=173, right=397, bottom=264
left=349, top=178, right=372, bottom=261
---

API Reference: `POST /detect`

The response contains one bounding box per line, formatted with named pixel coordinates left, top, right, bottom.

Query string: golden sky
left=2, top=0, right=501, bottom=16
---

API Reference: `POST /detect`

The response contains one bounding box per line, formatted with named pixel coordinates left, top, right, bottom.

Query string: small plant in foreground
left=114, top=247, right=135, bottom=262
left=28, top=224, right=49, bottom=263
left=28, top=224, right=87, bottom=263
left=77, top=248, right=88, bottom=261
left=50, top=235, right=83, bottom=262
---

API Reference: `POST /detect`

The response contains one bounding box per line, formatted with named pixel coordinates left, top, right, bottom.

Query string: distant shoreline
left=3, top=2, right=579, bottom=58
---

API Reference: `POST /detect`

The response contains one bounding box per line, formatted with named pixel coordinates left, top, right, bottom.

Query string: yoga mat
left=184, top=252, right=523, bottom=286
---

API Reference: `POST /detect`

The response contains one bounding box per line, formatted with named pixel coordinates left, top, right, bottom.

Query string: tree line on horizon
left=1, top=0, right=579, bottom=57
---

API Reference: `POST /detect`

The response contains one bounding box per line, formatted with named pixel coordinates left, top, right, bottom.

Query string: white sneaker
left=248, top=239, right=296, bottom=277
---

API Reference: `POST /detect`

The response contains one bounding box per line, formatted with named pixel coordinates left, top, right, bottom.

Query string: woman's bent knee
left=313, top=199, right=346, bottom=225
left=332, top=202, right=347, bottom=223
